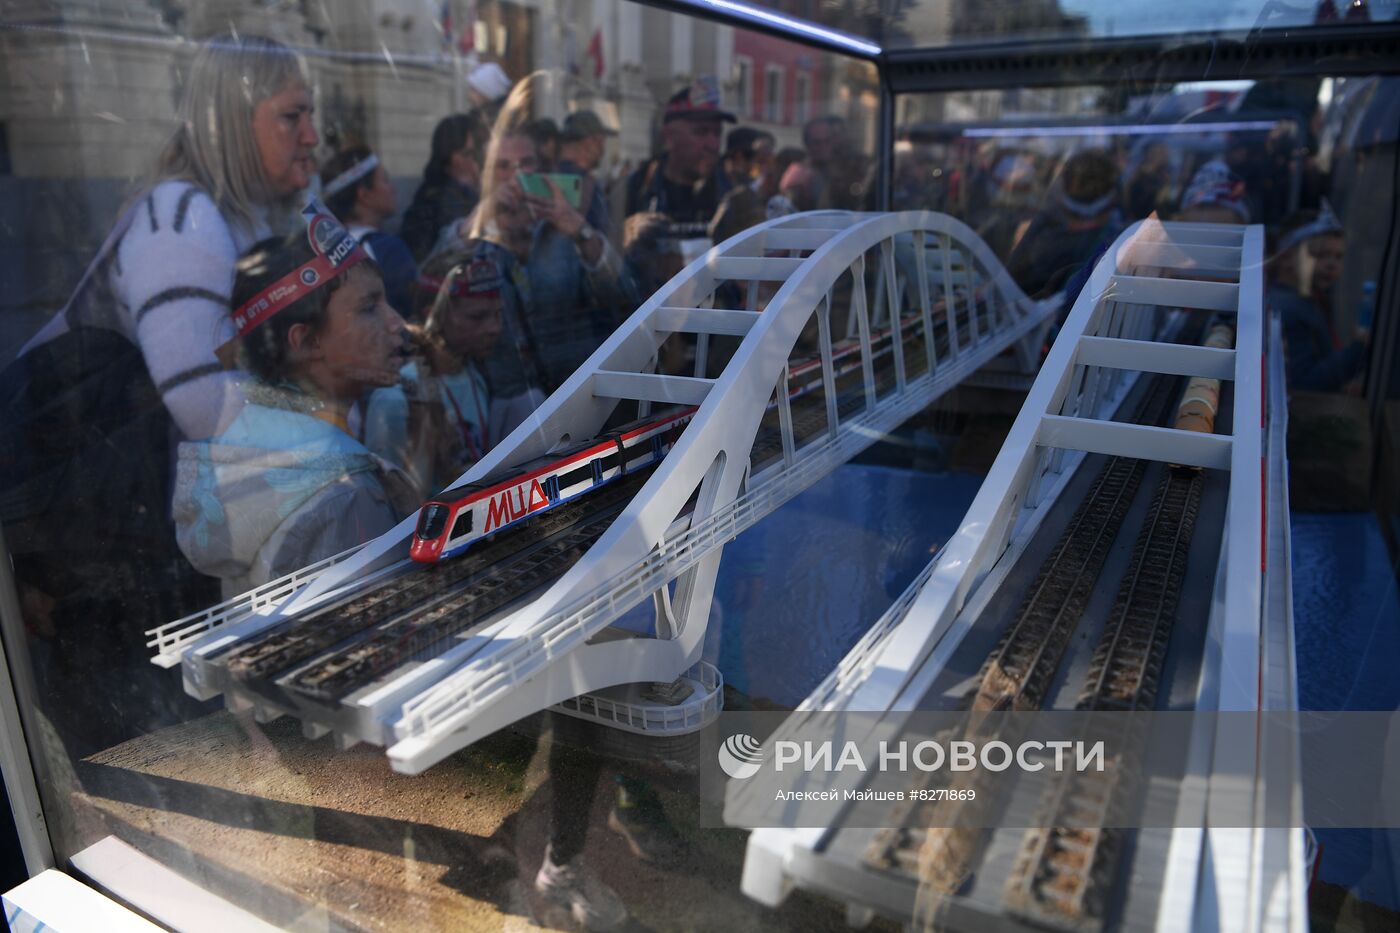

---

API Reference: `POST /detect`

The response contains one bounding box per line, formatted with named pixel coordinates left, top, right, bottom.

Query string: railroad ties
left=858, top=342, right=1222, bottom=931
left=216, top=475, right=649, bottom=704
left=860, top=451, right=1151, bottom=898
left=1000, top=327, right=1229, bottom=931
left=1003, top=390, right=1214, bottom=930
left=861, top=378, right=1185, bottom=929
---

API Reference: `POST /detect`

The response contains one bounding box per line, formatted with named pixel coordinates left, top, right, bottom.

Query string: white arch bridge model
left=148, top=210, right=1055, bottom=775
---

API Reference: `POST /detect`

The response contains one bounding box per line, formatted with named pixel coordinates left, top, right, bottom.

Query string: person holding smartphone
left=434, top=75, right=635, bottom=397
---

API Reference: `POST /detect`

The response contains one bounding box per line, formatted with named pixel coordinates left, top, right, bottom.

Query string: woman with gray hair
left=21, top=32, right=318, bottom=441
left=1, top=33, right=319, bottom=754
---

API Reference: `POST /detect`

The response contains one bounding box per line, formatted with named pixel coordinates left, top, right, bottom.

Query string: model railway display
left=0, top=2, right=1335, bottom=925
left=186, top=262, right=998, bottom=727
left=214, top=474, right=649, bottom=702
left=410, top=409, right=698, bottom=563
left=864, top=378, right=1178, bottom=905
left=847, top=327, right=1237, bottom=932
left=409, top=287, right=978, bottom=565
left=1004, top=464, right=1205, bottom=931
left=999, top=328, right=1228, bottom=931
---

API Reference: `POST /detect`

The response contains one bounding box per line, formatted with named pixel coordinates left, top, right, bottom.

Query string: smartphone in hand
left=516, top=172, right=583, bottom=209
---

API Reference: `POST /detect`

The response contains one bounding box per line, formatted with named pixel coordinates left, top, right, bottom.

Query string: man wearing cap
left=624, top=76, right=734, bottom=233
left=623, top=77, right=734, bottom=303
left=709, top=127, right=776, bottom=244
left=557, top=110, right=617, bottom=236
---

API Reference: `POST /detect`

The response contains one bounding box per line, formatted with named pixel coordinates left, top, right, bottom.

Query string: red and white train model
left=410, top=309, right=929, bottom=563
left=410, top=407, right=696, bottom=562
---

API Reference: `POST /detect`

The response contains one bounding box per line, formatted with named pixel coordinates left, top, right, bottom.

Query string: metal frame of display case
left=0, top=525, right=53, bottom=878
left=883, top=23, right=1400, bottom=92
left=0, top=1, right=1396, bottom=926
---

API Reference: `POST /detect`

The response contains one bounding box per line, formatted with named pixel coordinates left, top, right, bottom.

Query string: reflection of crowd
left=15, top=47, right=877, bottom=604
left=900, top=84, right=1373, bottom=396
left=6, top=30, right=1385, bottom=930
left=3, top=35, right=887, bottom=932
left=6, top=36, right=321, bottom=759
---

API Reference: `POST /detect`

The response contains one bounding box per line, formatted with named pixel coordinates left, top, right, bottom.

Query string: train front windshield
left=415, top=504, right=450, bottom=541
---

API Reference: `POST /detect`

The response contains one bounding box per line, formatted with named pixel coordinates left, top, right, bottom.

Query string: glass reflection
left=0, top=2, right=880, bottom=928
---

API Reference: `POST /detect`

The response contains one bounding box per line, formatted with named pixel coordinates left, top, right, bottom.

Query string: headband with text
left=232, top=199, right=370, bottom=338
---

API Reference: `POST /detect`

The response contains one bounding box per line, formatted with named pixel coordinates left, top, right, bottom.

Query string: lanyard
left=503, top=259, right=555, bottom=391
left=441, top=367, right=489, bottom=462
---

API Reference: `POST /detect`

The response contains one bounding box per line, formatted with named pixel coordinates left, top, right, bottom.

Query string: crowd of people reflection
left=0, top=30, right=1387, bottom=930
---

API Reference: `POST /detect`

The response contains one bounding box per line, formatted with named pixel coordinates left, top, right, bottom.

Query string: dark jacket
left=1008, top=205, right=1124, bottom=300
left=1271, top=282, right=1367, bottom=392
left=624, top=155, right=729, bottom=226
left=400, top=178, right=478, bottom=262
left=360, top=230, right=419, bottom=320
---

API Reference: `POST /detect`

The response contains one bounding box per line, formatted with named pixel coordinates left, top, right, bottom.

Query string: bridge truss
left=732, top=219, right=1306, bottom=933
left=148, top=210, right=1056, bottom=776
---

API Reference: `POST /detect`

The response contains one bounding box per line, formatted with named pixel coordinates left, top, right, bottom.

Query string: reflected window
left=735, top=56, right=754, bottom=117
left=765, top=63, right=785, bottom=122
left=795, top=70, right=812, bottom=126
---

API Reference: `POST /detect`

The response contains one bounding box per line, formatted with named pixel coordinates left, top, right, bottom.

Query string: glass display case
left=0, top=2, right=1396, bottom=931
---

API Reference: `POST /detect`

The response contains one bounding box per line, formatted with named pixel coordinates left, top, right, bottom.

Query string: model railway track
left=749, top=309, right=967, bottom=469
left=750, top=366, right=896, bottom=467
left=213, top=288, right=983, bottom=707
left=967, top=372, right=1185, bottom=715
left=862, top=377, right=1183, bottom=911
left=282, top=502, right=628, bottom=702
left=862, top=454, right=1150, bottom=895
left=1004, top=465, right=1204, bottom=932
left=897, top=454, right=1154, bottom=916
left=970, top=452, right=1147, bottom=713
left=220, top=475, right=651, bottom=684
left=1080, top=468, right=1202, bottom=713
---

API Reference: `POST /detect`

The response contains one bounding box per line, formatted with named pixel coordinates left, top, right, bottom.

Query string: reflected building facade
left=0, top=0, right=877, bottom=338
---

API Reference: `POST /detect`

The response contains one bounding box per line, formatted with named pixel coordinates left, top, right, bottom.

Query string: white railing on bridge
left=148, top=211, right=1055, bottom=776
left=382, top=210, right=1054, bottom=773
left=735, top=219, right=1278, bottom=932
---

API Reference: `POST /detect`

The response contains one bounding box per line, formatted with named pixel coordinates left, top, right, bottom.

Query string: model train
left=410, top=407, right=696, bottom=562
left=410, top=307, right=932, bottom=563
